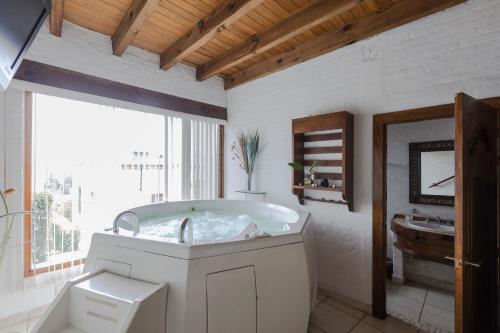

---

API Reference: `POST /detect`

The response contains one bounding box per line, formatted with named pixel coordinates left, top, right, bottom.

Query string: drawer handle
left=86, top=296, right=117, bottom=308
left=445, top=256, right=484, bottom=268
left=86, top=311, right=118, bottom=323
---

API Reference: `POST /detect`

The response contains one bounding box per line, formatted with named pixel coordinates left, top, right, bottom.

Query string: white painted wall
left=0, top=88, right=25, bottom=295
left=225, top=0, right=500, bottom=306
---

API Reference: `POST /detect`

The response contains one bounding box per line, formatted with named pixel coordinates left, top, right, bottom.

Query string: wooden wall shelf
left=293, top=185, right=342, bottom=192
left=292, top=111, right=354, bottom=211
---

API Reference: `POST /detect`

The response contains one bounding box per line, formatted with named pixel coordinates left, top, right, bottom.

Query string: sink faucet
left=112, top=210, right=138, bottom=234
left=178, top=217, right=193, bottom=243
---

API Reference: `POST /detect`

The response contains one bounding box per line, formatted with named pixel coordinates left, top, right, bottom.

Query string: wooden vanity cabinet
left=391, top=214, right=454, bottom=266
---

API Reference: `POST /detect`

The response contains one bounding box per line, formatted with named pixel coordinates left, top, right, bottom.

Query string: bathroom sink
left=408, top=220, right=455, bottom=235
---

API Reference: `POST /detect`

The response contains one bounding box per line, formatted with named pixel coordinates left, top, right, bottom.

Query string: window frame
left=23, top=91, right=225, bottom=277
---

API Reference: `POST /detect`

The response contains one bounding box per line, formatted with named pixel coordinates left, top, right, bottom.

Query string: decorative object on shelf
left=232, top=130, right=266, bottom=191
left=288, top=160, right=318, bottom=186
left=291, top=111, right=354, bottom=211
left=306, top=161, right=317, bottom=185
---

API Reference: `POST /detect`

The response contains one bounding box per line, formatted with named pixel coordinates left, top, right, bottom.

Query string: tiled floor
left=0, top=316, right=41, bottom=333
left=1, top=293, right=426, bottom=333
left=386, top=280, right=454, bottom=333
left=310, top=293, right=419, bottom=333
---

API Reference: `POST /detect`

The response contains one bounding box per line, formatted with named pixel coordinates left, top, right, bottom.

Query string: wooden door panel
left=454, top=92, right=498, bottom=333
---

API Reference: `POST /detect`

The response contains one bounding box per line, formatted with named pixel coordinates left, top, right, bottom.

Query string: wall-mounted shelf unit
left=292, top=111, right=354, bottom=211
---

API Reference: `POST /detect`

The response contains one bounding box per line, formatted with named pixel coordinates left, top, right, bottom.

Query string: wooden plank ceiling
left=51, top=0, right=466, bottom=89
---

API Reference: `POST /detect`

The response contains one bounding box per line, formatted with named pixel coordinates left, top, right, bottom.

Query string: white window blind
left=165, top=116, right=183, bottom=201
left=165, top=117, right=220, bottom=201
left=190, top=119, right=220, bottom=200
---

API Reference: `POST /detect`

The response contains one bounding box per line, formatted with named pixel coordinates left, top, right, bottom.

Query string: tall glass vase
left=247, top=172, right=253, bottom=191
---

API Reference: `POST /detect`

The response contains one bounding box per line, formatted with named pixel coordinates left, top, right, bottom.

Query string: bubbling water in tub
left=139, top=210, right=294, bottom=241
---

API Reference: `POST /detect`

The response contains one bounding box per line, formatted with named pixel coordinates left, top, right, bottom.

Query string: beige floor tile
left=387, top=281, right=427, bottom=302
left=0, top=321, right=28, bottom=333
left=308, top=323, right=327, bottom=333
left=387, top=292, right=424, bottom=322
left=317, top=289, right=329, bottom=297
left=310, top=302, right=359, bottom=333
left=27, top=317, right=41, bottom=331
left=420, top=303, right=454, bottom=333
left=425, top=290, right=454, bottom=312
left=0, top=313, right=30, bottom=330
left=323, top=298, right=365, bottom=320
left=316, top=294, right=327, bottom=306
left=362, top=315, right=418, bottom=333
left=350, top=321, right=384, bottom=333
left=29, top=306, right=48, bottom=319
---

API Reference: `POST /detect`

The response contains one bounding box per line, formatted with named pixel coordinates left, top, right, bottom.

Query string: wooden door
left=454, top=93, right=498, bottom=333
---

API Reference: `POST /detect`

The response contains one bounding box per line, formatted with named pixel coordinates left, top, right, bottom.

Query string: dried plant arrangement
left=231, top=130, right=266, bottom=191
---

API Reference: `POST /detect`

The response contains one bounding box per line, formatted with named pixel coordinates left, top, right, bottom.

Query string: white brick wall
left=226, top=0, right=500, bottom=305
left=23, top=20, right=226, bottom=109
left=0, top=88, right=25, bottom=295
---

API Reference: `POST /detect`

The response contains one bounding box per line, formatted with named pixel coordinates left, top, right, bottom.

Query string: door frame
left=371, top=96, right=500, bottom=319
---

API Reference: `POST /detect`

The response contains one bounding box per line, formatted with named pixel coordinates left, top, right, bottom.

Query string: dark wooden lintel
left=14, top=60, right=227, bottom=120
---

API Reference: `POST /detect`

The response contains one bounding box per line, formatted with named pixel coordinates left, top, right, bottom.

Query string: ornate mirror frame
left=409, top=140, right=454, bottom=206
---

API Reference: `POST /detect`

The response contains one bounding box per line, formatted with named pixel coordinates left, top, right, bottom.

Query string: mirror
left=409, top=140, right=454, bottom=206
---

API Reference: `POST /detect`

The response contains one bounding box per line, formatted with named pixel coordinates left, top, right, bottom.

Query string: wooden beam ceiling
left=224, top=0, right=466, bottom=90
left=49, top=0, right=65, bottom=37
left=373, top=0, right=393, bottom=11
left=196, top=0, right=361, bottom=82
left=44, top=0, right=468, bottom=90
left=112, top=0, right=161, bottom=56
left=159, top=0, right=265, bottom=71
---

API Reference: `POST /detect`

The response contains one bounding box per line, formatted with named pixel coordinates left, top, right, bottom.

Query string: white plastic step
left=31, top=271, right=168, bottom=333
left=56, top=326, right=87, bottom=333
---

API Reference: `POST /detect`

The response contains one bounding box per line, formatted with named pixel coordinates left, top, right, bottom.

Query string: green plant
left=288, top=162, right=304, bottom=169
left=231, top=130, right=266, bottom=191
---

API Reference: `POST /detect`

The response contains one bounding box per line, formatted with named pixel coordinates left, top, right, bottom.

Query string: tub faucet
left=178, top=217, right=193, bottom=243
left=112, top=210, right=138, bottom=234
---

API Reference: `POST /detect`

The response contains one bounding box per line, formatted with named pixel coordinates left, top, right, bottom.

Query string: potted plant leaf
left=288, top=161, right=317, bottom=185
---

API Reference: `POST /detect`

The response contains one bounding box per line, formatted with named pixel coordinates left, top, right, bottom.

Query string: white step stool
left=31, top=271, right=168, bottom=333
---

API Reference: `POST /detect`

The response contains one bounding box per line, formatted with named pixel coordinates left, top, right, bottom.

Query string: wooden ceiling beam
left=373, top=0, right=393, bottom=11
left=160, top=0, right=265, bottom=71
left=196, top=0, right=361, bottom=82
left=224, top=0, right=466, bottom=90
left=50, top=0, right=65, bottom=37
left=112, top=0, right=160, bottom=56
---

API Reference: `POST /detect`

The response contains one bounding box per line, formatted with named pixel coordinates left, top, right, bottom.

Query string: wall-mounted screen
left=0, top=0, right=50, bottom=90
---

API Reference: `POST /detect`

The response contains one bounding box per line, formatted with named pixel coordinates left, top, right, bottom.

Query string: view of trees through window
left=30, top=94, right=166, bottom=268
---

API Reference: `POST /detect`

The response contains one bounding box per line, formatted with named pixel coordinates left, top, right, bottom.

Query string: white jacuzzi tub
left=82, top=200, right=315, bottom=333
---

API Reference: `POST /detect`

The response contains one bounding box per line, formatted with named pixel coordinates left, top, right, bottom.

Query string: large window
left=25, top=93, right=222, bottom=276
